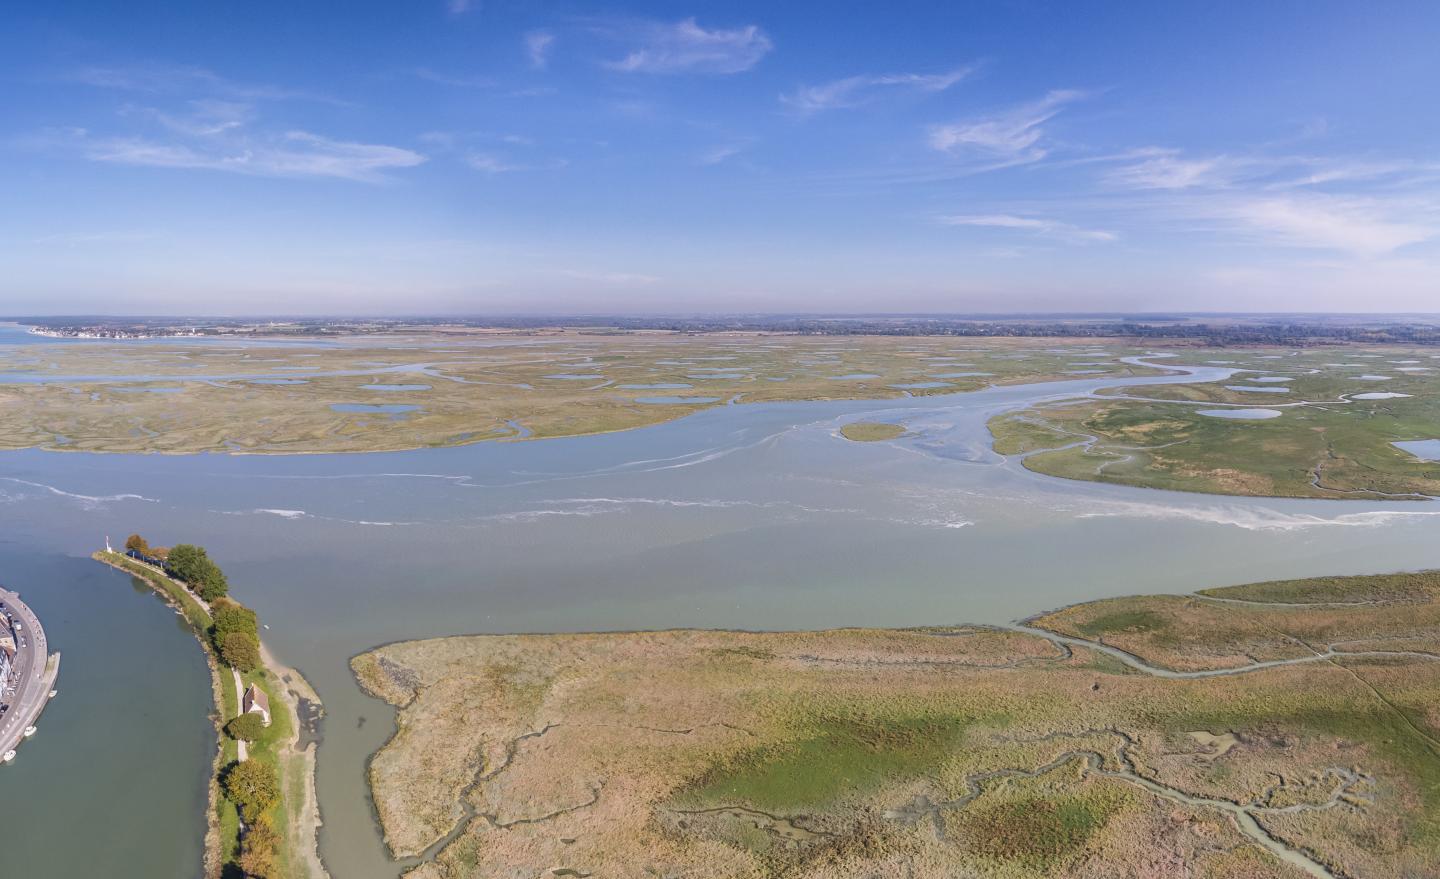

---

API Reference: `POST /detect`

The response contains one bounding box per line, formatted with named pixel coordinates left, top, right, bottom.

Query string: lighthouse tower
left=105, top=535, right=113, bottom=553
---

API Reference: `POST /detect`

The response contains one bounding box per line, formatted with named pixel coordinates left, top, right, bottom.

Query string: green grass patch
left=839, top=421, right=906, bottom=442
left=1201, top=570, right=1440, bottom=604
left=1075, top=609, right=1171, bottom=639
left=962, top=792, right=1121, bottom=870
left=680, top=712, right=972, bottom=812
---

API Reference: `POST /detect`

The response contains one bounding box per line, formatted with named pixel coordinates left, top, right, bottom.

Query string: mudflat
left=0, top=333, right=1162, bottom=454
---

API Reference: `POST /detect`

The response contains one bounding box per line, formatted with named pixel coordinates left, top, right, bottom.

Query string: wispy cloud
left=56, top=60, right=423, bottom=182
left=928, top=89, right=1087, bottom=163
left=697, top=140, right=754, bottom=166
left=782, top=66, right=974, bottom=114
left=125, top=99, right=255, bottom=137
left=447, top=0, right=476, bottom=15
left=1105, top=149, right=1240, bottom=189
left=1224, top=195, right=1432, bottom=256
left=85, top=131, right=426, bottom=182
left=1098, top=146, right=1438, bottom=255
left=525, top=31, right=556, bottom=70
left=939, top=213, right=1117, bottom=243
left=466, top=152, right=523, bottom=173
left=65, top=62, right=340, bottom=104
left=466, top=151, right=566, bottom=174
left=603, top=18, right=772, bottom=75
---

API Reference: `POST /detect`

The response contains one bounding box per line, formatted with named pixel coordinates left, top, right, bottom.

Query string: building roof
left=242, top=683, right=270, bottom=714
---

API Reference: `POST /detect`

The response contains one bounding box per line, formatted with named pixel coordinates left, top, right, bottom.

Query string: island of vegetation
left=838, top=421, right=907, bottom=442
left=96, top=536, right=326, bottom=879
left=353, top=569, right=1440, bottom=879
left=990, top=346, right=1440, bottom=498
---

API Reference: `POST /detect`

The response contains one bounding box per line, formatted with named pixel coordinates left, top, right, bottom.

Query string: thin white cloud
left=697, top=140, right=754, bottom=166
left=603, top=18, right=772, bottom=75
left=525, top=31, right=556, bottom=70
left=466, top=152, right=522, bottom=173
left=66, top=62, right=339, bottom=104
left=939, top=214, right=1117, bottom=243
left=127, top=99, right=255, bottom=137
left=782, top=66, right=974, bottom=114
left=447, top=0, right=475, bottom=14
left=1225, top=195, right=1432, bottom=256
left=465, top=152, right=567, bottom=174
left=1106, top=150, right=1237, bottom=189
left=1097, top=146, right=1438, bottom=255
left=929, top=89, right=1087, bottom=163
left=87, top=131, right=426, bottom=182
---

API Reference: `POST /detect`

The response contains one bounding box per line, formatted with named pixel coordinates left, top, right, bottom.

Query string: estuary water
left=3, top=359, right=1440, bottom=877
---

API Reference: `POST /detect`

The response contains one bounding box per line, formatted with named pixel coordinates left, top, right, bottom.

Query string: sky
left=3, top=0, right=1439, bottom=315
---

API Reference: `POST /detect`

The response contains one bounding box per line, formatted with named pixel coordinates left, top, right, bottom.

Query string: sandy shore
left=259, top=639, right=331, bottom=879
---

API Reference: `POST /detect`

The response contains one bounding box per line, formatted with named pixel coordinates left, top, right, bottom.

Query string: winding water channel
left=3, top=353, right=1440, bottom=876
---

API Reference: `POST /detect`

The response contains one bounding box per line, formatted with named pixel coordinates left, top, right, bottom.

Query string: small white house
left=242, top=683, right=271, bottom=726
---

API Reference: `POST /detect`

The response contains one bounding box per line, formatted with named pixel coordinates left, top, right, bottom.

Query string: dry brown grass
left=354, top=572, right=1440, bottom=878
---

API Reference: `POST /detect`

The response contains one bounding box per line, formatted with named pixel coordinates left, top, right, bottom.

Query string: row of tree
left=125, top=533, right=230, bottom=602
left=120, top=534, right=277, bottom=878
left=222, top=759, right=281, bottom=878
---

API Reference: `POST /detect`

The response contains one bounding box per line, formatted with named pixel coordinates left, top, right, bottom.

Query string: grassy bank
left=94, top=550, right=322, bottom=879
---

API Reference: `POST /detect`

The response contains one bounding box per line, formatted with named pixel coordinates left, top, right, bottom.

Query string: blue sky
left=3, top=1, right=1439, bottom=314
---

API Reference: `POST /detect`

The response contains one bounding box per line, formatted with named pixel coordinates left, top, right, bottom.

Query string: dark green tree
left=167, top=544, right=229, bottom=601
left=225, top=713, right=266, bottom=742
left=212, top=598, right=259, bottom=644
left=220, top=632, right=261, bottom=672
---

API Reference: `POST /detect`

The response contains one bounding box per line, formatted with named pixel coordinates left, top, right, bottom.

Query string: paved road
left=0, top=587, right=58, bottom=758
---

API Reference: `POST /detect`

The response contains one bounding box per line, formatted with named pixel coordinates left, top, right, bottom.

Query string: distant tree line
left=32, top=314, right=1440, bottom=346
